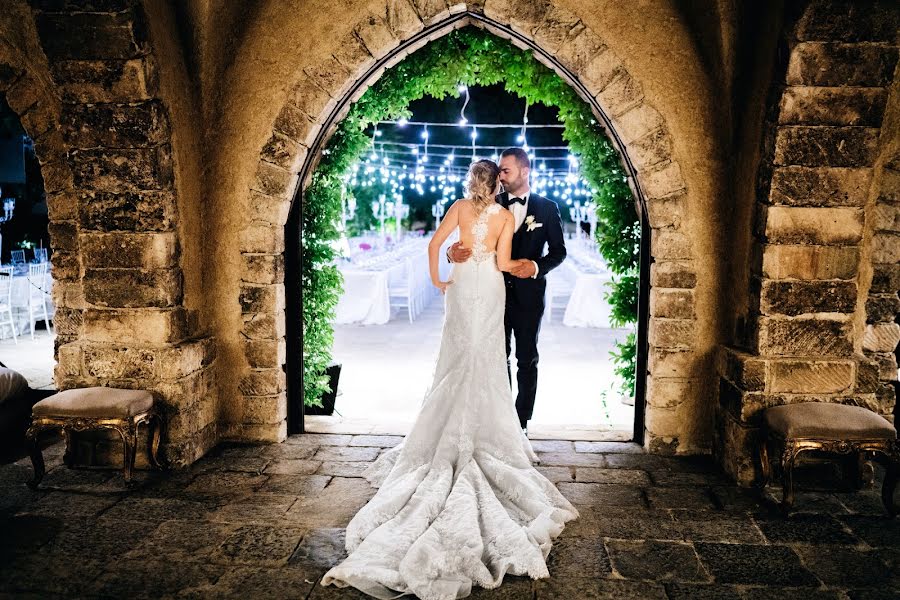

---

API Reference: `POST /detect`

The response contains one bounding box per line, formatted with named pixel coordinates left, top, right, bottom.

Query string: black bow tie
left=508, top=195, right=526, bottom=206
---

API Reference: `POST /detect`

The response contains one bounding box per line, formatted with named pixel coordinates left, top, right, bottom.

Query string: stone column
left=717, top=0, right=900, bottom=484
left=31, top=0, right=216, bottom=466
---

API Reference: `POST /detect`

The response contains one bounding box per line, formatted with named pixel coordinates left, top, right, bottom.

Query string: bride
left=321, top=160, right=578, bottom=599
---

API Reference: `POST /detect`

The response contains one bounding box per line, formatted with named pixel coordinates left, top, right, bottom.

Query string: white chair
left=0, top=266, right=17, bottom=344
left=34, top=248, right=48, bottom=263
left=27, top=262, right=52, bottom=339
left=544, top=262, right=577, bottom=323
left=388, top=257, right=416, bottom=323
left=10, top=249, right=25, bottom=265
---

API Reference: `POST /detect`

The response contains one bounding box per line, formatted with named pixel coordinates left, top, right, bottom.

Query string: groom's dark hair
left=500, top=147, right=530, bottom=169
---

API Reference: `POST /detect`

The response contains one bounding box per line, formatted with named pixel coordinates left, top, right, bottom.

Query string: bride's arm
left=496, top=212, right=524, bottom=272
left=428, top=201, right=460, bottom=290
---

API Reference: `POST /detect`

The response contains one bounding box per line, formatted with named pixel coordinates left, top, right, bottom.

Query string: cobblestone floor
left=1, top=435, right=898, bottom=599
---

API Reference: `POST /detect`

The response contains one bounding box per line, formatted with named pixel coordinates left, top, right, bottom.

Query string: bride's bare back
left=427, top=198, right=523, bottom=290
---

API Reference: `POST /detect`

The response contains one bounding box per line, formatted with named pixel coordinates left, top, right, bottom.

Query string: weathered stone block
left=240, top=220, right=285, bottom=254
left=863, top=322, right=900, bottom=353
left=716, top=408, right=758, bottom=486
left=640, top=161, right=685, bottom=200
left=579, top=47, right=623, bottom=95
left=774, top=126, right=878, bottom=167
left=855, top=357, right=880, bottom=393
left=52, top=279, right=86, bottom=310
left=244, top=338, right=286, bottom=369
left=248, top=191, right=291, bottom=227
left=646, top=375, right=694, bottom=409
left=769, top=166, right=872, bottom=207
left=302, top=56, right=352, bottom=101
left=251, top=161, right=296, bottom=199
left=649, top=288, right=694, bottom=319
left=761, top=244, right=859, bottom=280
left=83, top=307, right=188, bottom=344
left=61, top=100, right=168, bottom=147
left=869, top=351, right=899, bottom=381
left=241, top=311, right=286, bottom=340
left=81, top=338, right=214, bottom=381
left=614, top=103, right=665, bottom=146
left=651, top=228, right=692, bottom=259
left=48, top=221, right=78, bottom=251
left=239, top=284, right=286, bottom=314
left=717, top=346, right=766, bottom=392
left=46, top=192, right=78, bottom=221
left=242, top=393, right=288, bottom=425
left=49, top=250, right=80, bottom=280
left=79, top=190, right=176, bottom=231
left=876, top=383, right=897, bottom=414
left=354, top=13, right=399, bottom=60
left=40, top=161, right=75, bottom=194
left=5, top=73, right=42, bottom=115
left=645, top=193, right=685, bottom=229
left=484, top=0, right=551, bottom=34
left=786, top=42, right=899, bottom=87
left=51, top=57, right=157, bottom=103
left=757, top=316, right=852, bottom=356
left=53, top=307, right=84, bottom=337
left=260, top=132, right=304, bottom=171
left=223, top=421, right=287, bottom=444
left=648, top=347, right=696, bottom=379
left=648, top=318, right=695, bottom=349
left=871, top=262, right=900, bottom=293
left=80, top=231, right=177, bottom=268
left=69, top=146, right=174, bottom=192
left=760, top=279, right=856, bottom=316
left=386, top=0, right=424, bottom=39
left=866, top=293, right=900, bottom=323
left=35, top=11, right=148, bottom=61
left=528, top=3, right=580, bottom=54
left=241, top=254, right=285, bottom=285
left=873, top=203, right=900, bottom=233
left=273, top=103, right=315, bottom=143
left=779, top=86, right=887, bottom=126
left=596, top=73, right=643, bottom=119
left=768, top=359, right=854, bottom=394
left=629, top=127, right=672, bottom=170
left=649, top=261, right=696, bottom=288
left=239, top=369, right=287, bottom=396
left=764, top=206, right=863, bottom=244
left=872, top=232, right=900, bottom=264
left=20, top=101, right=58, bottom=140
left=556, top=27, right=606, bottom=76
left=796, top=0, right=899, bottom=42
left=83, top=267, right=182, bottom=308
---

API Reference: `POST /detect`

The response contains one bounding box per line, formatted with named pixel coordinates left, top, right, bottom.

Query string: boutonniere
left=525, top=215, right=543, bottom=232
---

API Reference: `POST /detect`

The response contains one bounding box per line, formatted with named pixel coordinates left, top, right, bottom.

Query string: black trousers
left=504, top=304, right=543, bottom=429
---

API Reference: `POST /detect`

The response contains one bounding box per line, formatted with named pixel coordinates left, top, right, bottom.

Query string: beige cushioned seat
left=33, top=387, right=154, bottom=419
left=765, top=403, right=897, bottom=440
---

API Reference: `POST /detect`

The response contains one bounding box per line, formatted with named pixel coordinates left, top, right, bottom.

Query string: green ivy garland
left=303, top=27, right=640, bottom=406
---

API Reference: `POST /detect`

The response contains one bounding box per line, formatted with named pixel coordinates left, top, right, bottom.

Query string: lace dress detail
left=470, top=203, right=501, bottom=263
left=321, top=200, right=578, bottom=600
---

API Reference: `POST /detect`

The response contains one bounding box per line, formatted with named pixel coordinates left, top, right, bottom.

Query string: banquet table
left=554, top=241, right=619, bottom=328
left=0, top=264, right=53, bottom=338
left=334, top=236, right=451, bottom=325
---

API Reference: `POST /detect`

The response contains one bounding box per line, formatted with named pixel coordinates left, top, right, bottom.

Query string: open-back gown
left=321, top=203, right=578, bottom=600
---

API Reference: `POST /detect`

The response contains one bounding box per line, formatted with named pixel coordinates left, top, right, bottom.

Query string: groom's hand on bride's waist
left=509, top=260, right=537, bottom=279
left=447, top=242, right=472, bottom=263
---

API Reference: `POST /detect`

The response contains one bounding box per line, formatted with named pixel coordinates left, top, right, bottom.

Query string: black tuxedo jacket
left=497, top=191, right=567, bottom=312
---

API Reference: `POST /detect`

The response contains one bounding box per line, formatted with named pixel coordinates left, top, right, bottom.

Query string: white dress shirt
left=507, top=193, right=539, bottom=279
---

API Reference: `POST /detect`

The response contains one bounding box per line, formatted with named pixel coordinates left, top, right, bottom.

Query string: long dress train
left=321, top=204, right=578, bottom=600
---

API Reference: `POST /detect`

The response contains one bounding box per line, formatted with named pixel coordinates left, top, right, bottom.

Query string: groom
left=448, top=147, right=567, bottom=433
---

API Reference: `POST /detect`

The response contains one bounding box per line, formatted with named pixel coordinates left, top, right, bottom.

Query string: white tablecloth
left=562, top=273, right=615, bottom=327
left=0, top=268, right=54, bottom=338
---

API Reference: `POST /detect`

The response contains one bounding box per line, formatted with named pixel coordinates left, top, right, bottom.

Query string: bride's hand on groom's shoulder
left=433, top=279, right=454, bottom=294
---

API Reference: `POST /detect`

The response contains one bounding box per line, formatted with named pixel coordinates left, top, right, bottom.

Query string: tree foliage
left=303, top=27, right=640, bottom=406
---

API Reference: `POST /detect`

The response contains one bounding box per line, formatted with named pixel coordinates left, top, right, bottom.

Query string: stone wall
left=716, top=0, right=900, bottom=484
left=1, top=0, right=216, bottom=466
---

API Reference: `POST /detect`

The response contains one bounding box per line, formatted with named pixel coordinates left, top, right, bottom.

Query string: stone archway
left=239, top=2, right=699, bottom=453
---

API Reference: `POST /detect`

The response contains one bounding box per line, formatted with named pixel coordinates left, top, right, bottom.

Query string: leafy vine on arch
left=303, top=27, right=639, bottom=406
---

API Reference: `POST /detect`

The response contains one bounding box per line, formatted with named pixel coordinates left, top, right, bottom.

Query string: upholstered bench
left=759, top=402, right=899, bottom=516
left=26, top=387, right=162, bottom=488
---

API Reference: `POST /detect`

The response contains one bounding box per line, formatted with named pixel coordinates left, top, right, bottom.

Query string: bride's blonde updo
left=465, top=159, right=500, bottom=214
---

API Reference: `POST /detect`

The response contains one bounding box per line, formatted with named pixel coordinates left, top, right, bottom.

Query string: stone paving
left=1, top=434, right=899, bottom=599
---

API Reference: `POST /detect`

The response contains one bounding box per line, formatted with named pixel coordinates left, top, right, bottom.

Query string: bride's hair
left=464, top=159, right=500, bottom=214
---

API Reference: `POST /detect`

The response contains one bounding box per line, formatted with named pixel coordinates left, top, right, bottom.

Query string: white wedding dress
left=322, top=204, right=579, bottom=600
